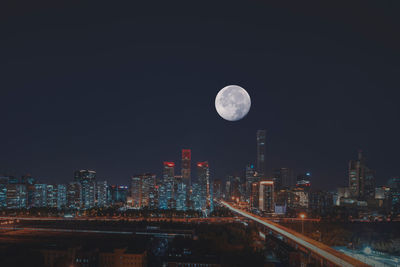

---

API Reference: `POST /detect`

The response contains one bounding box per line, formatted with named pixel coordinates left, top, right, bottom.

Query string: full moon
left=215, top=85, right=251, bottom=121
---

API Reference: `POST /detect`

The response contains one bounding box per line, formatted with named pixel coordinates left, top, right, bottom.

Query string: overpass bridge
left=221, top=201, right=369, bottom=267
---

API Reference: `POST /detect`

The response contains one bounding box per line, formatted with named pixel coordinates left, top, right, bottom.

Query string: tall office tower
left=33, top=184, right=47, bottom=207
left=130, top=173, right=156, bottom=208
left=162, top=162, right=175, bottom=209
left=67, top=182, right=82, bottom=209
left=197, top=161, right=210, bottom=211
left=181, top=149, right=191, bottom=185
left=0, top=177, right=8, bottom=208
left=6, top=184, right=27, bottom=209
left=259, top=180, right=274, bottom=212
left=141, top=174, right=157, bottom=208
left=212, top=179, right=222, bottom=200
left=46, top=184, right=58, bottom=208
left=256, top=130, right=266, bottom=177
left=131, top=176, right=142, bottom=208
left=250, top=182, right=260, bottom=209
left=22, top=175, right=36, bottom=208
left=57, top=184, right=67, bottom=209
left=175, top=176, right=187, bottom=211
left=74, top=170, right=96, bottom=209
left=95, top=181, right=108, bottom=207
left=349, top=151, right=375, bottom=199
left=245, top=164, right=257, bottom=201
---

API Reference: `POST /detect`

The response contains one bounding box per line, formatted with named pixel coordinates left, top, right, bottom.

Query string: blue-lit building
left=175, top=177, right=187, bottom=211
left=74, top=170, right=96, bottom=209
left=57, top=184, right=67, bottom=209
left=0, top=177, right=8, bottom=208
left=96, top=181, right=108, bottom=207
left=46, top=184, right=58, bottom=208
left=6, top=184, right=27, bottom=209
left=162, top=162, right=175, bottom=209
left=196, top=162, right=210, bottom=212
left=34, top=184, right=47, bottom=207
left=67, top=182, right=82, bottom=209
left=245, top=164, right=257, bottom=201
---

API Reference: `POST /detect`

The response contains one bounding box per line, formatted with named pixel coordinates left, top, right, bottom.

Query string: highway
left=220, top=201, right=369, bottom=267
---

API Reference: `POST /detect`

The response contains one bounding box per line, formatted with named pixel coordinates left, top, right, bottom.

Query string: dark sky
left=1, top=1, right=399, bottom=189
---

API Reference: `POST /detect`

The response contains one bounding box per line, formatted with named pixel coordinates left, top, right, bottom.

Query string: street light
left=299, top=213, right=306, bottom=234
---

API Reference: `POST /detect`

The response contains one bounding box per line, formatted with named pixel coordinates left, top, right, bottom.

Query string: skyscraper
left=130, top=173, right=156, bottom=208
left=130, top=176, right=142, bottom=208
left=349, top=151, right=375, bottom=199
left=197, top=161, right=210, bottom=211
left=245, top=164, right=257, bottom=201
left=162, top=162, right=175, bottom=209
left=174, top=176, right=187, bottom=211
left=95, top=181, right=108, bottom=207
left=259, top=180, right=274, bottom=212
left=57, top=184, right=67, bottom=209
left=67, top=182, right=82, bottom=209
left=46, top=184, right=58, bottom=208
left=33, top=184, right=47, bottom=207
left=74, top=170, right=96, bottom=209
left=256, top=130, right=266, bottom=177
left=181, top=149, right=191, bottom=185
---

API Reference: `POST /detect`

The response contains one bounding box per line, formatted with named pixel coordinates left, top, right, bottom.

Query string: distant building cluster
left=0, top=150, right=213, bottom=214
left=0, top=130, right=399, bottom=219
left=213, top=131, right=400, bottom=218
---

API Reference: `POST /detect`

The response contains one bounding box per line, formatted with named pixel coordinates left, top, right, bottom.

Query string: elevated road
left=221, top=201, right=369, bottom=267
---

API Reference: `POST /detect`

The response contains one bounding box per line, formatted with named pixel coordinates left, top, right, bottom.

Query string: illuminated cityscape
left=1, top=1, right=399, bottom=267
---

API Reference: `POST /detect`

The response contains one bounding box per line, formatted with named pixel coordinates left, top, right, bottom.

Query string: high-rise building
left=46, top=184, right=58, bottom=208
left=256, top=130, right=266, bottom=177
left=6, top=184, right=27, bottom=209
left=197, top=161, right=210, bottom=211
left=74, top=170, right=96, bottom=209
left=175, top=176, right=187, bottom=211
left=130, top=173, right=156, bottom=208
left=33, top=184, right=47, bottom=207
left=95, top=181, right=108, bottom=207
left=259, top=180, right=274, bottom=212
left=131, top=176, right=142, bottom=208
left=57, top=184, right=67, bottom=209
left=162, top=162, right=175, bottom=209
left=67, top=182, right=82, bottom=209
left=245, top=164, right=257, bottom=201
left=250, top=182, right=260, bottom=209
left=181, top=149, right=191, bottom=185
left=348, top=151, right=375, bottom=199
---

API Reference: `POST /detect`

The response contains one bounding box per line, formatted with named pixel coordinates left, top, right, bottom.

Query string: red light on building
left=163, top=162, right=175, bottom=167
left=197, top=161, right=208, bottom=168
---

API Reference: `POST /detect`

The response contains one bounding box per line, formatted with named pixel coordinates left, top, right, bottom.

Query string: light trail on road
left=221, top=201, right=369, bottom=267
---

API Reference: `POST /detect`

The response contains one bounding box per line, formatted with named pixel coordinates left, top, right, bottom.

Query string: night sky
left=1, top=1, right=399, bottom=189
